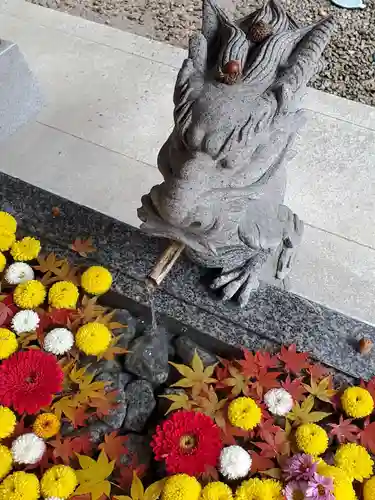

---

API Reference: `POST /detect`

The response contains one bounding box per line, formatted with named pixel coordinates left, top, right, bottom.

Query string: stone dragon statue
left=139, top=0, right=334, bottom=306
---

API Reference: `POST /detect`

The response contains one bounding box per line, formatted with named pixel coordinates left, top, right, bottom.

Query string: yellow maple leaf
left=160, top=392, right=196, bottom=414
left=287, top=395, right=331, bottom=426
left=75, top=450, right=115, bottom=500
left=170, top=350, right=217, bottom=396
left=97, top=336, right=128, bottom=361
left=115, top=473, right=166, bottom=500
left=52, top=396, right=79, bottom=421
left=303, top=376, right=337, bottom=404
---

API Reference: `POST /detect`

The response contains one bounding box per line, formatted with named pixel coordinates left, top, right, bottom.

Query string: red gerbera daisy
left=0, top=350, right=63, bottom=414
left=151, top=410, right=222, bottom=476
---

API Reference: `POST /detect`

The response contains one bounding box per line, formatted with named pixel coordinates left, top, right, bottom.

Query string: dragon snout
left=150, top=184, right=200, bottom=229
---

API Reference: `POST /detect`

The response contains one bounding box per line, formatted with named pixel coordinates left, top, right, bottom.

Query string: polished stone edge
left=1, top=171, right=374, bottom=380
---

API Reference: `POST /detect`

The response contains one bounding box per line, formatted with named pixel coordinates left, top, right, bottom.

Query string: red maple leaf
left=308, top=363, right=331, bottom=381
left=359, top=420, right=375, bottom=454
left=36, top=310, right=53, bottom=336
left=49, top=308, right=75, bottom=326
left=215, top=358, right=232, bottom=389
left=254, top=430, right=290, bottom=459
left=238, top=349, right=260, bottom=378
left=90, top=391, right=118, bottom=418
left=49, top=436, right=76, bottom=465
left=329, top=416, right=360, bottom=444
left=221, top=423, right=253, bottom=446
left=98, top=432, right=129, bottom=464
left=116, top=456, right=147, bottom=491
left=361, top=378, right=375, bottom=402
left=70, top=406, right=90, bottom=428
left=0, top=301, right=15, bottom=327
left=251, top=368, right=281, bottom=399
left=278, top=344, right=310, bottom=374
left=257, top=419, right=282, bottom=441
left=251, top=451, right=276, bottom=473
left=255, top=351, right=280, bottom=370
left=70, top=435, right=93, bottom=455
left=281, top=376, right=307, bottom=402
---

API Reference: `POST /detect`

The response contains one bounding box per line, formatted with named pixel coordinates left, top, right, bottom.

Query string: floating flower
left=0, top=471, right=40, bottom=500
left=235, top=478, right=263, bottom=500
left=201, top=482, right=233, bottom=500
left=0, top=252, right=6, bottom=273
left=295, top=424, right=328, bottom=456
left=81, top=266, right=113, bottom=295
left=0, top=445, right=12, bottom=480
left=161, top=474, right=201, bottom=500
left=317, top=463, right=356, bottom=500
left=0, top=406, right=17, bottom=439
left=44, top=328, right=74, bottom=355
left=41, top=465, right=77, bottom=498
left=364, top=476, right=375, bottom=500
left=11, top=237, right=41, bottom=262
left=305, top=473, right=334, bottom=500
left=48, top=281, right=79, bottom=309
left=264, top=388, right=294, bottom=416
left=0, top=328, right=18, bottom=359
left=334, top=443, right=373, bottom=482
left=151, top=410, right=222, bottom=476
left=0, top=211, right=17, bottom=233
left=341, top=387, right=374, bottom=418
left=11, top=310, right=40, bottom=334
left=219, top=445, right=252, bottom=480
left=0, top=350, right=64, bottom=414
left=75, top=322, right=111, bottom=356
left=11, top=433, right=46, bottom=465
left=33, top=413, right=61, bottom=439
left=5, top=262, right=34, bottom=284
left=228, top=397, right=261, bottom=431
left=283, top=453, right=318, bottom=481
left=284, top=481, right=308, bottom=500
left=0, top=230, right=15, bottom=252
left=14, top=280, right=46, bottom=309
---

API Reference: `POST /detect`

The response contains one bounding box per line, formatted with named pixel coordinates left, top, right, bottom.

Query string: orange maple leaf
left=70, top=237, right=97, bottom=257
left=90, top=390, right=119, bottom=418
left=98, top=432, right=129, bottom=464
left=49, top=436, right=77, bottom=465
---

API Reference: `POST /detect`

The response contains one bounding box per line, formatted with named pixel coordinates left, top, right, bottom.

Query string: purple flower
left=305, top=474, right=334, bottom=500
left=283, top=454, right=318, bottom=481
left=284, top=481, right=308, bottom=500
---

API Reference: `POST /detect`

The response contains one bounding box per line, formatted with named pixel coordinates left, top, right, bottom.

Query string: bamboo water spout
left=147, top=241, right=185, bottom=287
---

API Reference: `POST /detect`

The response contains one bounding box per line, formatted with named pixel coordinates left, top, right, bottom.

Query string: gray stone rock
left=95, top=371, right=132, bottom=391
left=124, top=326, right=169, bottom=386
left=112, top=309, right=137, bottom=347
left=87, top=421, right=112, bottom=444
left=120, top=433, right=152, bottom=469
left=175, top=336, right=217, bottom=367
left=82, top=357, right=123, bottom=375
left=123, top=380, right=156, bottom=432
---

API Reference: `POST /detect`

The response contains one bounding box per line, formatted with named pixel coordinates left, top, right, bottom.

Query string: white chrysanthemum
left=5, top=262, right=34, bottom=284
left=11, top=310, right=40, bottom=334
left=44, top=328, right=74, bottom=355
left=11, top=433, right=46, bottom=464
left=219, top=445, right=252, bottom=480
left=264, top=388, right=294, bottom=416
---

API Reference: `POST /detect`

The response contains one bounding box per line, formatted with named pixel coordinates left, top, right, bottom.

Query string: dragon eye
left=189, top=221, right=202, bottom=228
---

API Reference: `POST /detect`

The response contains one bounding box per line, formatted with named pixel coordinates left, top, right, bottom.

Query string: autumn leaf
left=160, top=392, right=196, bottom=414
left=308, top=363, right=332, bottom=381
left=257, top=419, right=283, bottom=441
left=49, top=436, right=77, bottom=465
left=250, top=367, right=281, bottom=399
left=97, top=336, right=128, bottom=361
left=281, top=376, right=307, bottom=402
left=214, top=358, right=232, bottom=388
left=115, top=458, right=147, bottom=492
left=238, top=349, right=260, bottom=378
left=52, top=396, right=79, bottom=421
left=18, top=332, right=39, bottom=349
left=253, top=430, right=290, bottom=458
left=69, top=406, right=90, bottom=428
left=278, top=344, right=310, bottom=374
left=361, top=378, right=375, bottom=402
left=303, top=376, right=337, bottom=404
left=98, top=432, right=129, bottom=465
left=71, top=435, right=94, bottom=455
left=0, top=301, right=15, bottom=327
left=254, top=351, right=280, bottom=370
left=251, top=452, right=275, bottom=473
left=115, top=473, right=166, bottom=500
left=287, top=396, right=331, bottom=426
left=359, top=420, right=375, bottom=454
left=221, top=422, right=253, bottom=446
left=223, top=365, right=249, bottom=397
left=201, top=465, right=220, bottom=483
left=170, top=350, right=217, bottom=397
left=49, top=308, right=75, bottom=326
left=329, top=416, right=360, bottom=444
left=70, top=237, right=97, bottom=257
left=90, top=391, right=119, bottom=418
left=34, top=253, right=65, bottom=273
left=193, top=386, right=227, bottom=427
left=75, top=451, right=115, bottom=500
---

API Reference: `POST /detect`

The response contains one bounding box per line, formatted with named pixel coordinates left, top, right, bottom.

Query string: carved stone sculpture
left=139, top=0, right=334, bottom=306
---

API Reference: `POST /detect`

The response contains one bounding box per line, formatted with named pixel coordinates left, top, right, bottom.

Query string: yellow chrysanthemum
left=75, top=322, right=111, bottom=355
left=364, top=476, right=375, bottom=500
left=0, top=329, right=18, bottom=360
left=0, top=445, right=12, bottom=480
left=0, top=212, right=17, bottom=234
left=14, top=280, right=46, bottom=309
left=341, top=387, right=374, bottom=418
left=10, top=237, right=41, bottom=262
left=201, top=482, right=233, bottom=500
left=161, top=474, right=201, bottom=500
left=0, top=230, right=15, bottom=252
left=261, top=479, right=283, bottom=500
left=41, top=465, right=77, bottom=498
left=0, top=252, right=6, bottom=273
left=48, top=281, right=79, bottom=309
left=317, top=463, right=356, bottom=500
left=33, top=413, right=61, bottom=439
left=81, top=266, right=113, bottom=295
left=235, top=478, right=263, bottom=500
left=0, top=471, right=40, bottom=500
left=228, top=397, right=262, bottom=431
left=0, top=406, right=17, bottom=439
left=295, top=423, right=328, bottom=456
left=334, top=443, right=373, bottom=482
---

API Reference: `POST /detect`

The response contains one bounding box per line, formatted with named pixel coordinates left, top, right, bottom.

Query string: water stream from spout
left=146, top=283, right=158, bottom=332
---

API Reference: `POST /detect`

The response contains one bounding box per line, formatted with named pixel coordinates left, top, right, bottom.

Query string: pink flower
left=283, top=453, right=318, bottom=481
left=305, top=474, right=334, bottom=500
left=284, top=481, right=308, bottom=500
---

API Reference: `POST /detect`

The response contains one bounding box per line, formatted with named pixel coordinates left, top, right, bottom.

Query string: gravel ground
left=29, top=0, right=375, bottom=106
